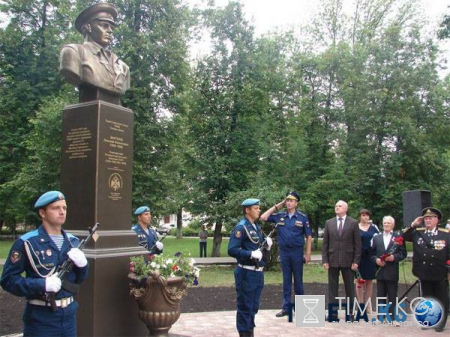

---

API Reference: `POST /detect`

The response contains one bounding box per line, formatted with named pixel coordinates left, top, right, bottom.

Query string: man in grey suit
left=322, top=200, right=361, bottom=319
left=371, top=215, right=407, bottom=324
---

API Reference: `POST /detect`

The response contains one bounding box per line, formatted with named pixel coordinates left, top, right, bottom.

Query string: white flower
left=166, top=258, right=173, bottom=264
left=189, top=258, right=195, bottom=266
left=150, top=262, right=157, bottom=268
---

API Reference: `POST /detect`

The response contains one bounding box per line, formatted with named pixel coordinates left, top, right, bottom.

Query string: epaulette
left=438, top=228, right=449, bottom=233
left=416, top=228, right=426, bottom=231
left=297, top=210, right=307, bottom=217
left=20, top=229, right=40, bottom=241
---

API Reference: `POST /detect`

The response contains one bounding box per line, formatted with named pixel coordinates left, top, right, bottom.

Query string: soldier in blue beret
left=260, top=191, right=312, bottom=317
left=228, top=199, right=273, bottom=337
left=0, top=191, right=89, bottom=337
left=403, top=207, right=449, bottom=332
left=131, top=206, right=163, bottom=258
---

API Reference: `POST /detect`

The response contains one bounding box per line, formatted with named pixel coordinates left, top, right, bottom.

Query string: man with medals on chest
left=260, top=191, right=312, bottom=318
left=132, top=206, right=163, bottom=259
left=403, top=207, right=449, bottom=333
left=228, top=199, right=273, bottom=337
left=0, top=191, right=89, bottom=337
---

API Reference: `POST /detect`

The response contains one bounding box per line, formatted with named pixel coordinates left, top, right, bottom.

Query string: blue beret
left=241, top=198, right=260, bottom=207
left=134, top=206, right=151, bottom=215
left=34, top=191, right=65, bottom=209
left=286, top=191, right=300, bottom=201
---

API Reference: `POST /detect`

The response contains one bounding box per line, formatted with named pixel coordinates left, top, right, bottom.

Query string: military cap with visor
left=75, top=3, right=118, bottom=33
left=421, top=207, right=443, bottom=220
left=285, top=191, right=300, bottom=202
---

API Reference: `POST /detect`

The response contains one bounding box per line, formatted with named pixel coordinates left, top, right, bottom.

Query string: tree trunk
left=211, top=221, right=223, bottom=257
left=176, top=207, right=183, bottom=239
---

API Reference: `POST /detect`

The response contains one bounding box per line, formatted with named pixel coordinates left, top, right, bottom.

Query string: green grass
left=0, top=237, right=416, bottom=286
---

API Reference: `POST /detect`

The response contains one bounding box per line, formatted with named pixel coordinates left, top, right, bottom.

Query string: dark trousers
left=421, top=279, right=449, bottom=329
left=328, top=267, right=355, bottom=309
left=376, top=279, right=398, bottom=321
left=23, top=301, right=78, bottom=337
left=234, top=266, right=264, bottom=333
left=199, top=242, right=207, bottom=257
left=280, top=250, right=304, bottom=311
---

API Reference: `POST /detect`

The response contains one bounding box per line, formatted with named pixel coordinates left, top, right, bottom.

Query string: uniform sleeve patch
left=10, top=251, right=21, bottom=263
left=235, top=230, right=242, bottom=238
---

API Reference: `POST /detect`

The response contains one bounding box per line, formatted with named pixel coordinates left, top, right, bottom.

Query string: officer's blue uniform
left=267, top=209, right=312, bottom=311
left=131, top=224, right=161, bottom=255
left=228, top=203, right=265, bottom=335
left=1, top=225, right=88, bottom=337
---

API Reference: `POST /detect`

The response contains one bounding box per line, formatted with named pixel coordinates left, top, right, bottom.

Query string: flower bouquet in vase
left=128, top=252, right=200, bottom=337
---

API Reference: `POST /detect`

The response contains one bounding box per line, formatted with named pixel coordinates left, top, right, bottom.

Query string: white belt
left=238, top=264, right=264, bottom=272
left=29, top=296, right=74, bottom=308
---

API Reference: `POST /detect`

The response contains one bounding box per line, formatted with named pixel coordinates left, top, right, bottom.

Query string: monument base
left=60, top=100, right=147, bottom=336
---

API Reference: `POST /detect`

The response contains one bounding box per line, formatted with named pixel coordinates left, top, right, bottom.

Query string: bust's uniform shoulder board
left=437, top=228, right=449, bottom=233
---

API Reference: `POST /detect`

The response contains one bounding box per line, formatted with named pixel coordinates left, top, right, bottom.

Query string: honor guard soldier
left=260, top=191, right=312, bottom=317
left=132, top=206, right=163, bottom=258
left=0, top=191, right=89, bottom=337
left=403, top=207, right=449, bottom=332
left=228, top=199, right=273, bottom=337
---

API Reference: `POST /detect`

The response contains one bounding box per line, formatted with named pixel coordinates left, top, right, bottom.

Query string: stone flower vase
left=129, top=271, right=188, bottom=337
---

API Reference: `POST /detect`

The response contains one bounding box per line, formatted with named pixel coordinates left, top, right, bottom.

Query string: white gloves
left=265, top=237, right=273, bottom=250
left=45, top=274, right=62, bottom=292
left=155, top=241, right=163, bottom=250
left=251, top=250, right=263, bottom=261
left=67, top=248, right=88, bottom=268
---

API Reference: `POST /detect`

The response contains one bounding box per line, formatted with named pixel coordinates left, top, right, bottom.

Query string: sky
left=188, top=0, right=449, bottom=36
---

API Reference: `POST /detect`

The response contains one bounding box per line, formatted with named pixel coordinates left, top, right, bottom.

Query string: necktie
left=338, top=218, right=343, bottom=236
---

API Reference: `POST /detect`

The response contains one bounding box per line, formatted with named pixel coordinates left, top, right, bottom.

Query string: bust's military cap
left=34, top=191, right=65, bottom=209
left=75, top=3, right=118, bottom=33
left=421, top=207, right=443, bottom=220
left=285, top=190, right=300, bottom=202
left=134, top=206, right=151, bottom=215
left=241, top=199, right=260, bottom=207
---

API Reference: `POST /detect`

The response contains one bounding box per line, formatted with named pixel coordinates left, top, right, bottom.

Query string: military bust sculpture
left=60, top=3, right=130, bottom=103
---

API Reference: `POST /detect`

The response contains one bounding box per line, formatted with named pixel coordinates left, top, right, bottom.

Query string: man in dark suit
left=403, top=207, right=449, bottom=333
left=371, top=215, right=407, bottom=324
left=322, top=200, right=361, bottom=318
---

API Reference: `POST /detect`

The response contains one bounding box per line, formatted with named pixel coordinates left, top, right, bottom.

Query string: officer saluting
left=0, top=191, right=89, bottom=337
left=132, top=206, right=163, bottom=258
left=228, top=199, right=273, bottom=337
left=403, top=207, right=449, bottom=333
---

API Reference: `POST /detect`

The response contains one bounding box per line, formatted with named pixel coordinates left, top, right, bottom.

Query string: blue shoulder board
left=20, top=229, right=40, bottom=241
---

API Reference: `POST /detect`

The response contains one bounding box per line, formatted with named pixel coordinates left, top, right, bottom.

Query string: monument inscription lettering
left=65, top=127, right=93, bottom=159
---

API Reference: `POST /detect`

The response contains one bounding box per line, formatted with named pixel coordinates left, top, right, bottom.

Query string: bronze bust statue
left=60, top=3, right=130, bottom=103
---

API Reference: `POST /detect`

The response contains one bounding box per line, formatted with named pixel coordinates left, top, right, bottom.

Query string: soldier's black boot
left=250, top=329, right=254, bottom=337
left=239, top=331, right=252, bottom=337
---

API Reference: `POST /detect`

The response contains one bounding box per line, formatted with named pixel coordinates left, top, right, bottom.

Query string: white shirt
left=383, top=231, right=392, bottom=250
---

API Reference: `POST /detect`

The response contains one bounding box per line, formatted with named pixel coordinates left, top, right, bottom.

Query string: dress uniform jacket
left=1, top=225, right=88, bottom=299
left=60, top=41, right=130, bottom=95
left=402, top=227, right=449, bottom=281
left=132, top=224, right=161, bottom=255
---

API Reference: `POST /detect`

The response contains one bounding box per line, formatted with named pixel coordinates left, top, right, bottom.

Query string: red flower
left=393, top=236, right=404, bottom=246
left=129, top=261, right=135, bottom=273
left=446, top=260, right=450, bottom=265
left=172, top=264, right=179, bottom=271
left=379, top=253, right=390, bottom=262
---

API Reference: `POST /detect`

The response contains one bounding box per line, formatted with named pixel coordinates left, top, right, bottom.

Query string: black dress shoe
left=276, top=310, right=288, bottom=317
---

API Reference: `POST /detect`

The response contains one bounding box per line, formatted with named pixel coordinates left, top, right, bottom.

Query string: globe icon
left=413, top=299, right=443, bottom=327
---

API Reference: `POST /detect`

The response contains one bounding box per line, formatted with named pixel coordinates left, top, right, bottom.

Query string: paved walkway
left=1, top=310, right=444, bottom=337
